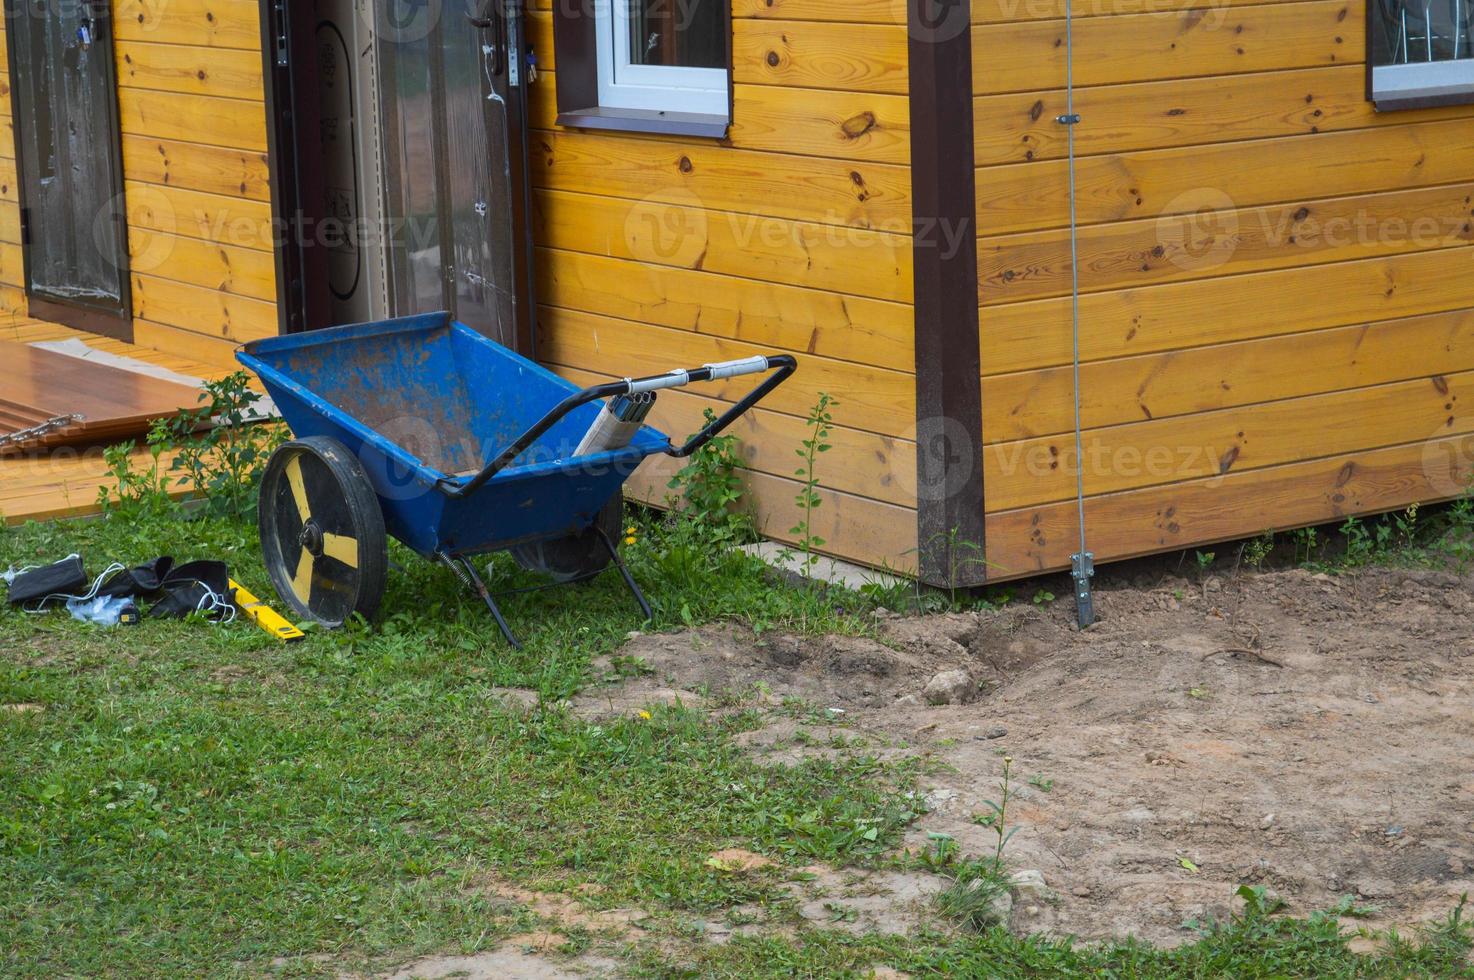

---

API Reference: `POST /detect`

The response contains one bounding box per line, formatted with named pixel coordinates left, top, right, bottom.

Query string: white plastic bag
left=66, top=594, right=135, bottom=627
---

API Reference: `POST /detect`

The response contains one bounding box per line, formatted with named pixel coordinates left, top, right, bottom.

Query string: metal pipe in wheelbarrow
left=440, top=354, right=798, bottom=499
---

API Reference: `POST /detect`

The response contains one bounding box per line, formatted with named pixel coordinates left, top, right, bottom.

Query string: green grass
left=637, top=897, right=1473, bottom=978
left=3, top=506, right=1471, bottom=976
left=0, top=508, right=904, bottom=975
left=1237, top=500, right=1474, bottom=576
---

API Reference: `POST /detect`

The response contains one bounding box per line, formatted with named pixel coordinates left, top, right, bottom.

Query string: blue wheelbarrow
left=237, top=312, right=796, bottom=646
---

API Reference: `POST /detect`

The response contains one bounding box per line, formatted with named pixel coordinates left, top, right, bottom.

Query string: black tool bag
left=5, top=556, right=88, bottom=607
left=98, top=557, right=175, bottom=600
left=150, top=560, right=232, bottom=620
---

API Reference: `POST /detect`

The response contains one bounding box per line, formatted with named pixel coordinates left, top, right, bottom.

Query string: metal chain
left=0, top=415, right=82, bottom=450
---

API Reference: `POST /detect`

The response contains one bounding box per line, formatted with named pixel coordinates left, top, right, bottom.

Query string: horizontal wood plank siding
left=530, top=0, right=918, bottom=563
left=976, top=0, right=1474, bottom=579
left=986, top=431, right=1474, bottom=577
left=112, top=0, right=263, bottom=49
left=972, top=2, right=1360, bottom=94
left=113, top=0, right=274, bottom=346
left=973, top=65, right=1474, bottom=166
left=0, top=9, right=17, bottom=301
left=0, top=25, right=19, bottom=311
left=115, top=40, right=263, bottom=98
left=734, top=0, right=1314, bottom=25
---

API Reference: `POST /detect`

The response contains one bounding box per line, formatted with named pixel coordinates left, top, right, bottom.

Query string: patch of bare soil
left=376, top=947, right=612, bottom=980
left=572, top=565, right=1474, bottom=946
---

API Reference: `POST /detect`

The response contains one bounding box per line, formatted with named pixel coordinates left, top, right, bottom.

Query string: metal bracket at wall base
left=1071, top=551, right=1096, bottom=629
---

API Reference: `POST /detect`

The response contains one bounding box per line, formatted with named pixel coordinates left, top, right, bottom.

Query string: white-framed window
left=592, top=0, right=729, bottom=116
left=1369, top=0, right=1474, bottom=109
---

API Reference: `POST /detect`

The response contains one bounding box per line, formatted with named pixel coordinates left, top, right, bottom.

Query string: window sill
left=1373, top=90, right=1474, bottom=111
left=1371, top=61, right=1474, bottom=111
left=555, top=106, right=730, bottom=139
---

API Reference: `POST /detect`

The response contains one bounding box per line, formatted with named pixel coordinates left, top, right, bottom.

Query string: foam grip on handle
left=627, top=370, right=690, bottom=394
left=704, top=356, right=770, bottom=381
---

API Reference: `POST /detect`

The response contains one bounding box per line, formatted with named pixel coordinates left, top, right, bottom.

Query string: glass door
left=377, top=0, right=535, bottom=352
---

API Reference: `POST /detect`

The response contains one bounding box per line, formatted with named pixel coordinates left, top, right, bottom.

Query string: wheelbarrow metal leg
left=438, top=551, right=522, bottom=649
left=595, top=526, right=653, bottom=623
left=461, top=557, right=522, bottom=649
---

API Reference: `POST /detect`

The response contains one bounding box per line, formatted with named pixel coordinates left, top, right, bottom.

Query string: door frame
left=3, top=0, right=133, bottom=340
left=259, top=0, right=332, bottom=334
left=500, top=2, right=540, bottom=358
left=259, top=0, right=537, bottom=352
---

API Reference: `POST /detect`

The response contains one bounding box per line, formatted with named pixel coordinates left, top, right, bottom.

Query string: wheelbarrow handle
left=668, top=354, right=797, bottom=459
left=440, top=354, right=797, bottom=498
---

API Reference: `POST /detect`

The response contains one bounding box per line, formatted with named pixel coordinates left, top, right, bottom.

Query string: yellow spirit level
left=230, top=579, right=306, bottom=643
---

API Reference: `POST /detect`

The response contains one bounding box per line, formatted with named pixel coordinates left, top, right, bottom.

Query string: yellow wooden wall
left=526, top=0, right=921, bottom=570
left=974, top=0, right=1474, bottom=578
left=0, top=21, right=23, bottom=318
left=0, top=1, right=273, bottom=367
left=0, top=1, right=920, bottom=570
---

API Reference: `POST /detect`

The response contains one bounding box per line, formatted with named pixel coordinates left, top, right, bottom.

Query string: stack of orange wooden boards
left=0, top=339, right=204, bottom=452
left=0, top=318, right=234, bottom=525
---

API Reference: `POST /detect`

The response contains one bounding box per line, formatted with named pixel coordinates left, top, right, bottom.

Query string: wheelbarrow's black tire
left=259, top=436, right=388, bottom=628
left=511, top=495, right=624, bottom=584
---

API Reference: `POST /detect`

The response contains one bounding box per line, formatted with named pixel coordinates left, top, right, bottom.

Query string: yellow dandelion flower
left=638, top=710, right=652, bottom=720
left=625, top=535, right=637, bottom=545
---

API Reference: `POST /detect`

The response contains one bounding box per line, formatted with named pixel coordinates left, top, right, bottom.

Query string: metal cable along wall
left=1057, top=0, right=1096, bottom=628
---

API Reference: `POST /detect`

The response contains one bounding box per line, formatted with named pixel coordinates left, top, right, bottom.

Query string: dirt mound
left=570, top=611, right=1007, bottom=720
left=572, top=565, right=1474, bottom=945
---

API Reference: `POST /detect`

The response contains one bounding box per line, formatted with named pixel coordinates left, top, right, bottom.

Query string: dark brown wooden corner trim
left=1364, top=0, right=1375, bottom=104
left=550, top=0, right=599, bottom=116
left=908, top=0, right=987, bottom=589
left=550, top=1, right=734, bottom=131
